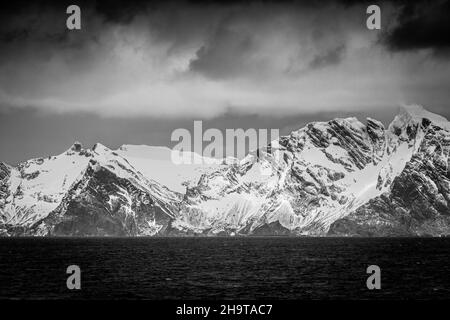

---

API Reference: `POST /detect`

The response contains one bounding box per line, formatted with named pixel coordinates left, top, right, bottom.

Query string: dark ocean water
left=0, top=237, right=449, bottom=300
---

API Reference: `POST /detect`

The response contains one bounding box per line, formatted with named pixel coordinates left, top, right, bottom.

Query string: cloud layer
left=1, top=0, right=450, bottom=119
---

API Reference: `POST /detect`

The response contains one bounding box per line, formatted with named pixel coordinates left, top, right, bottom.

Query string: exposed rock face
left=0, top=162, right=12, bottom=208
left=0, top=162, right=11, bottom=235
left=329, top=113, right=450, bottom=236
left=31, top=160, right=180, bottom=236
left=173, top=108, right=419, bottom=235
left=1, top=162, right=12, bottom=235
left=1, top=143, right=181, bottom=237
left=1, top=105, right=450, bottom=236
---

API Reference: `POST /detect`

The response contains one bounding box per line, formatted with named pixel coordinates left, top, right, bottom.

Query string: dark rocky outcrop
left=329, top=121, right=450, bottom=236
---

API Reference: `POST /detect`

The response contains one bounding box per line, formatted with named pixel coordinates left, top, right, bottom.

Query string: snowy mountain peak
left=118, top=144, right=173, bottom=161
left=2, top=106, right=450, bottom=236
left=70, top=141, right=83, bottom=152
left=401, top=104, right=446, bottom=120
left=393, top=105, right=450, bottom=131
left=92, top=142, right=111, bottom=154
left=366, top=117, right=384, bottom=128
left=329, top=105, right=450, bottom=237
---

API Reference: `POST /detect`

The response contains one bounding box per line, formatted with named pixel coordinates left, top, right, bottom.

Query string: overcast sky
left=1, top=0, right=450, bottom=164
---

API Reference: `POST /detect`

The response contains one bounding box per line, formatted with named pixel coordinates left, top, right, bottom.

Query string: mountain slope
left=1, top=142, right=181, bottom=236
left=175, top=107, right=424, bottom=235
left=1, top=105, right=450, bottom=236
left=116, top=144, right=224, bottom=193
left=329, top=106, right=450, bottom=236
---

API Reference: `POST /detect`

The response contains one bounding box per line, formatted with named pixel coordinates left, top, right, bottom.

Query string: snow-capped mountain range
left=1, top=105, right=449, bottom=236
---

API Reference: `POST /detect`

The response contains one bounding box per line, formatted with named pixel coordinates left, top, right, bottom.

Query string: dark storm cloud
left=0, top=0, right=449, bottom=119
left=309, top=44, right=346, bottom=69
left=189, top=17, right=257, bottom=79
left=188, top=2, right=358, bottom=79
left=383, top=0, right=450, bottom=55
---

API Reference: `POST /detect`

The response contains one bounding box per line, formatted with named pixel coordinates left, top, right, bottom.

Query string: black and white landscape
left=2, top=0, right=450, bottom=304
left=1, top=105, right=449, bottom=237
left=1, top=0, right=450, bottom=238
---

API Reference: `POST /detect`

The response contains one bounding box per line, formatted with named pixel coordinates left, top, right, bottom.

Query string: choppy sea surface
left=0, top=237, right=449, bottom=300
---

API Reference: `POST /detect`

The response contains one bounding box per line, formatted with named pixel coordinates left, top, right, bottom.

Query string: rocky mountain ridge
left=1, top=105, right=449, bottom=236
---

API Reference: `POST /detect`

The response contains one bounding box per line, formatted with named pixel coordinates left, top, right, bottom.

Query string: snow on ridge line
left=399, top=104, right=450, bottom=130
left=3, top=105, right=450, bottom=232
